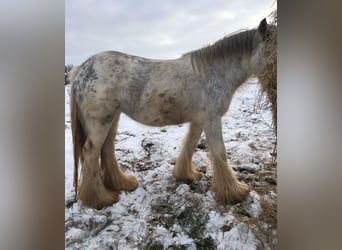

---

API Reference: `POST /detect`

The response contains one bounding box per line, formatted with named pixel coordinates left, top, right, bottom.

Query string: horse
left=69, top=18, right=269, bottom=209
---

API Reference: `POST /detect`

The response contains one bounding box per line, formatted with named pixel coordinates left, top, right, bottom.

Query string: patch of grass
left=143, top=241, right=191, bottom=250
left=177, top=208, right=203, bottom=237
left=150, top=203, right=177, bottom=229
left=144, top=241, right=164, bottom=250
left=176, top=208, right=216, bottom=249
left=170, top=245, right=189, bottom=250
left=195, top=235, right=215, bottom=250
left=150, top=204, right=216, bottom=249
left=151, top=204, right=174, bottom=214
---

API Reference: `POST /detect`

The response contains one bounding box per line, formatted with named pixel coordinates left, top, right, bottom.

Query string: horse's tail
left=69, top=66, right=86, bottom=198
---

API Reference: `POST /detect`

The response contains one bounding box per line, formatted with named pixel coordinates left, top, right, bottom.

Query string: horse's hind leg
left=101, top=114, right=138, bottom=192
left=172, top=121, right=202, bottom=181
left=78, top=120, right=120, bottom=209
left=204, top=117, right=250, bottom=204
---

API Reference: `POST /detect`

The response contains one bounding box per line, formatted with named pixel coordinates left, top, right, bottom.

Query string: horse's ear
left=258, top=18, right=268, bottom=40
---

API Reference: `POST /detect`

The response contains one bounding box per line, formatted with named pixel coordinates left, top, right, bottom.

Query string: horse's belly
left=121, top=80, right=197, bottom=126
left=127, top=105, right=190, bottom=127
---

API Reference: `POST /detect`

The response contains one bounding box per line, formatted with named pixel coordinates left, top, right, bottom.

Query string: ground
left=65, top=78, right=277, bottom=249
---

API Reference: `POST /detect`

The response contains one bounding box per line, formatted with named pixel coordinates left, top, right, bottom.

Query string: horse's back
left=73, top=50, right=207, bottom=127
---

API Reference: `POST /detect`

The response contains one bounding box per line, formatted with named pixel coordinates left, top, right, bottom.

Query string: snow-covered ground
left=65, top=78, right=277, bottom=249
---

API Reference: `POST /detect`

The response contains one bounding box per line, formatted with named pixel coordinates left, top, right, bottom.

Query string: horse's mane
left=185, top=28, right=259, bottom=73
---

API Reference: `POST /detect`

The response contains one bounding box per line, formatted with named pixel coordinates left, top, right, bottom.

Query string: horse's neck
left=221, top=56, right=251, bottom=90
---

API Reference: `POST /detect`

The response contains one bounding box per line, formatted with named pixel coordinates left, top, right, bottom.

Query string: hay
left=258, top=9, right=277, bottom=131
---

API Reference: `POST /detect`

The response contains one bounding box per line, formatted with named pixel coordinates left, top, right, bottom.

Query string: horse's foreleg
left=204, top=118, right=250, bottom=204
left=78, top=122, right=120, bottom=209
left=172, top=121, right=202, bottom=181
left=101, top=114, right=138, bottom=192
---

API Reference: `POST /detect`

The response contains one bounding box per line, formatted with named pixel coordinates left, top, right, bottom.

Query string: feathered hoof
left=214, top=181, right=250, bottom=205
left=105, top=174, right=139, bottom=192
left=119, top=175, right=139, bottom=191
left=78, top=183, right=120, bottom=210
left=172, top=166, right=202, bottom=181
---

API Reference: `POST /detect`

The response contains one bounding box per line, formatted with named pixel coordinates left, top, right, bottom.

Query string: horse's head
left=249, top=18, right=272, bottom=74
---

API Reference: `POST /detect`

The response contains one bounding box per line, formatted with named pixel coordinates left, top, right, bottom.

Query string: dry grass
left=257, top=9, right=277, bottom=131
left=233, top=189, right=277, bottom=249
left=233, top=154, right=277, bottom=249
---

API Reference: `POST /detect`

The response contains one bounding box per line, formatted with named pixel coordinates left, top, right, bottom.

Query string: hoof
left=104, top=174, right=139, bottom=192
left=172, top=166, right=202, bottom=181
left=214, top=181, right=250, bottom=205
left=78, top=186, right=120, bottom=210
left=120, top=175, right=139, bottom=192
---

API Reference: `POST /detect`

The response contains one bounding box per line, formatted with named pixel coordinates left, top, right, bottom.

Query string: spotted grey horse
left=69, top=18, right=269, bottom=209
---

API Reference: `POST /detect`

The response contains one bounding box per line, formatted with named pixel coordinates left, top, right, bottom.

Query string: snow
left=245, top=191, right=263, bottom=218
left=65, top=78, right=277, bottom=249
left=216, top=223, right=261, bottom=250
